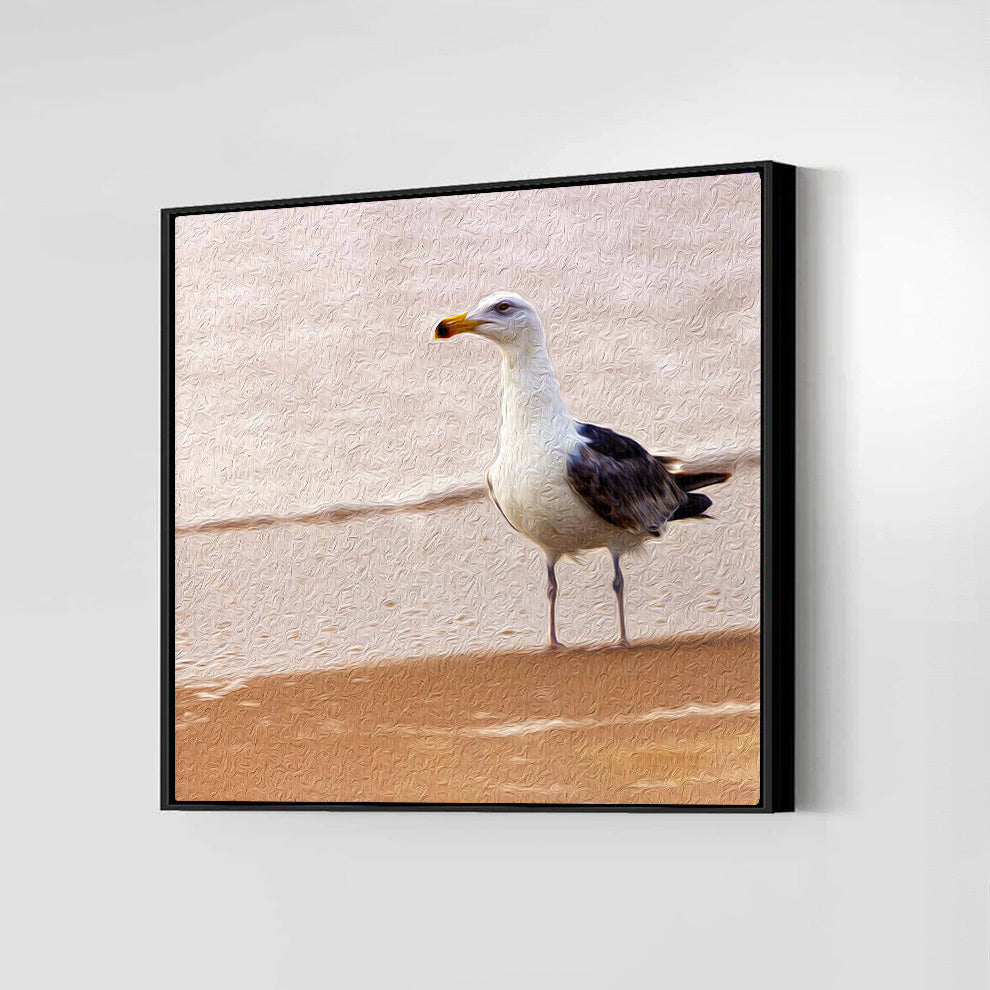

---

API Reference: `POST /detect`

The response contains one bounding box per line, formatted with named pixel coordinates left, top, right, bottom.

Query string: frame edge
left=765, top=163, right=796, bottom=812
left=161, top=209, right=177, bottom=811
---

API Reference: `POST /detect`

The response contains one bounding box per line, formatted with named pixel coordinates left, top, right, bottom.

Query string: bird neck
left=497, top=342, right=571, bottom=439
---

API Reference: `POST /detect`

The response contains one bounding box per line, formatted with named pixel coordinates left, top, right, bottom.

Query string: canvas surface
left=172, top=172, right=763, bottom=804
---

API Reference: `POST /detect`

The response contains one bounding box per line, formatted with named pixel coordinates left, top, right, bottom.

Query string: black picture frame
left=161, top=160, right=795, bottom=812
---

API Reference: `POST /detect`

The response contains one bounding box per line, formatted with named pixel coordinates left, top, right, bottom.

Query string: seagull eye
left=496, top=301, right=512, bottom=313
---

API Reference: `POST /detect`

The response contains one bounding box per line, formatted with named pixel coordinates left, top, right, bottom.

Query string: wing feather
left=566, top=423, right=687, bottom=535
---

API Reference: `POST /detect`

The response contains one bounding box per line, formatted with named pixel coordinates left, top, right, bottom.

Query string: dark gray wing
left=566, top=423, right=688, bottom=536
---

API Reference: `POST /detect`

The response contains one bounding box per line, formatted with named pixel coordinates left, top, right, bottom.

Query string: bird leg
left=546, top=556, right=561, bottom=650
left=611, top=551, right=629, bottom=647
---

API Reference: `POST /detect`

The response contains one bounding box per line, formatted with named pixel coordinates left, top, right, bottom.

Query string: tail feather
left=670, top=470, right=731, bottom=492
left=655, top=458, right=731, bottom=520
left=669, top=492, right=713, bottom=520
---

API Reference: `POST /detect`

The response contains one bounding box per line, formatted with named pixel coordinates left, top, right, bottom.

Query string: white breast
left=488, top=419, right=633, bottom=556
left=485, top=336, right=643, bottom=557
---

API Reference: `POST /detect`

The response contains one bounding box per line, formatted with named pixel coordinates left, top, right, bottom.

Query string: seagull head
left=434, top=292, right=544, bottom=351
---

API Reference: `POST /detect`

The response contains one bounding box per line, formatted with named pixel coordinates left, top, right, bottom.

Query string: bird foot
left=618, top=636, right=631, bottom=648
left=546, top=639, right=562, bottom=652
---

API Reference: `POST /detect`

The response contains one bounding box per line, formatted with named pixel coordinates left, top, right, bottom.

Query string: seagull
left=434, top=292, right=730, bottom=649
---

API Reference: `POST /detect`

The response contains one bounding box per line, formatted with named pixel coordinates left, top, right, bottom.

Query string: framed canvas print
left=162, top=160, right=794, bottom=811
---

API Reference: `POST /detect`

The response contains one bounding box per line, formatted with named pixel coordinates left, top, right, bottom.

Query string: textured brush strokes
left=173, top=173, right=762, bottom=804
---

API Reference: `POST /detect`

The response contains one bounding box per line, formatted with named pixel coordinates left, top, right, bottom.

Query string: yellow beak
left=434, top=312, right=486, bottom=339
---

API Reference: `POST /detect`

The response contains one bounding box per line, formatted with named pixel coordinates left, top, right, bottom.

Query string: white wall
left=3, top=1, right=987, bottom=986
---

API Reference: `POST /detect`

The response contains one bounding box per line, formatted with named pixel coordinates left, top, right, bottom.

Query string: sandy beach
left=175, top=629, right=760, bottom=805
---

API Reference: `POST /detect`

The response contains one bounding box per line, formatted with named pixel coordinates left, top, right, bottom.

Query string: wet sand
left=175, top=629, right=760, bottom=805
